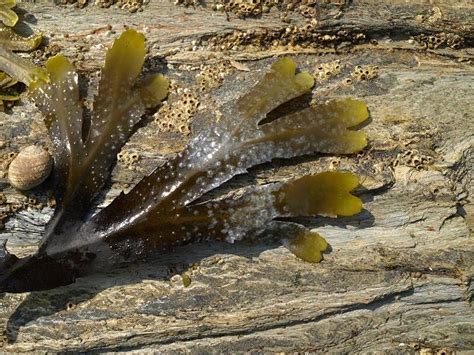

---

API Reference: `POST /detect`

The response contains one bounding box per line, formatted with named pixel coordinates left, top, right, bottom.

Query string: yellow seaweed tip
left=348, top=131, right=368, bottom=153
left=113, top=28, right=146, bottom=53
left=338, top=98, right=369, bottom=127
left=27, top=69, right=50, bottom=90
left=295, top=72, right=314, bottom=91
left=102, top=28, right=146, bottom=87
left=0, top=0, right=19, bottom=27
left=45, top=55, right=74, bottom=81
left=29, top=33, right=44, bottom=51
left=139, top=73, right=170, bottom=108
left=272, top=57, right=314, bottom=91
left=271, top=57, right=296, bottom=75
left=0, top=0, right=17, bottom=5
left=287, top=229, right=329, bottom=263
left=29, top=55, right=70, bottom=90
left=278, top=171, right=363, bottom=217
left=109, top=28, right=146, bottom=49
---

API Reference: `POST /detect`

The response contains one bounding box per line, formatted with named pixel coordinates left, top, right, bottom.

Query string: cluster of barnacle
left=155, top=83, right=200, bottom=135
left=203, top=29, right=267, bottom=51
left=194, top=0, right=341, bottom=20
left=155, top=62, right=233, bottom=135
left=415, top=6, right=443, bottom=24
left=117, top=150, right=141, bottom=169
left=0, top=178, right=48, bottom=230
left=19, top=195, right=45, bottom=210
left=413, top=32, right=464, bottom=50
left=196, top=62, right=232, bottom=92
left=31, top=43, right=66, bottom=67
left=222, top=0, right=265, bottom=18
left=308, top=62, right=380, bottom=106
left=115, top=0, right=146, bottom=12
left=56, top=0, right=147, bottom=12
left=393, top=150, right=434, bottom=170
left=0, top=150, right=17, bottom=178
left=313, top=59, right=342, bottom=82
left=176, top=0, right=267, bottom=18
left=56, top=0, right=88, bottom=8
left=201, top=26, right=366, bottom=52
left=351, top=64, right=378, bottom=81
left=93, top=0, right=115, bottom=7
left=174, top=0, right=202, bottom=7
left=0, top=191, right=44, bottom=231
left=298, top=4, right=318, bottom=18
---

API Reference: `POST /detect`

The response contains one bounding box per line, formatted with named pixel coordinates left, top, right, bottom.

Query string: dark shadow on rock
left=15, top=8, right=38, bottom=26
left=10, top=9, right=39, bottom=39
left=277, top=208, right=375, bottom=230
left=3, top=153, right=385, bottom=344
left=3, top=156, right=385, bottom=344
left=3, top=237, right=278, bottom=343
left=260, top=92, right=314, bottom=125
left=3, top=199, right=379, bottom=344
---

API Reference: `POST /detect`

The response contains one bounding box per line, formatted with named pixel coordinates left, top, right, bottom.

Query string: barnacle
left=197, top=62, right=232, bottom=93
left=155, top=85, right=199, bottom=135
left=0, top=30, right=369, bottom=293
left=57, top=0, right=145, bottom=12
left=314, top=60, right=342, bottom=82
left=352, top=64, right=379, bottom=81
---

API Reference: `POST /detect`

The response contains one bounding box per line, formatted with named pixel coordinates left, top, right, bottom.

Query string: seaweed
left=0, top=0, right=43, bottom=109
left=0, top=29, right=369, bottom=293
left=0, top=0, right=18, bottom=28
left=0, top=25, right=42, bottom=51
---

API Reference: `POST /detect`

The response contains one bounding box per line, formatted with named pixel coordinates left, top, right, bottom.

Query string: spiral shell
left=8, top=145, right=53, bottom=190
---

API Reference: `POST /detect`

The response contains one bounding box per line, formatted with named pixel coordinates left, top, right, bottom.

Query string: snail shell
left=8, top=145, right=53, bottom=190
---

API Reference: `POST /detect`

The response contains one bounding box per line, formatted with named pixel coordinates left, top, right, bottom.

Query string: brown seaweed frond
left=106, top=172, right=362, bottom=264
left=28, top=30, right=168, bottom=237
left=94, top=58, right=368, bottom=262
left=0, top=31, right=369, bottom=293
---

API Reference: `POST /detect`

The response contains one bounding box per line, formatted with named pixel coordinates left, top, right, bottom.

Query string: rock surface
left=0, top=0, right=473, bottom=352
